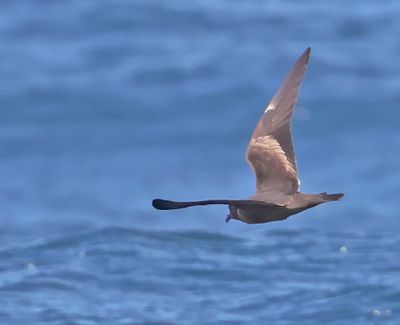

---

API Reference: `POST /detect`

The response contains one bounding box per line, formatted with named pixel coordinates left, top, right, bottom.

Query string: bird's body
left=152, top=48, right=343, bottom=224
left=231, top=192, right=343, bottom=224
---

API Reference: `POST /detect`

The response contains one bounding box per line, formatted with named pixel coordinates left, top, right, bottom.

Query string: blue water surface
left=0, top=1, right=399, bottom=324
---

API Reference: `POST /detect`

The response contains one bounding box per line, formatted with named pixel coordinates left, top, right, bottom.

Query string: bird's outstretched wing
left=247, top=48, right=311, bottom=195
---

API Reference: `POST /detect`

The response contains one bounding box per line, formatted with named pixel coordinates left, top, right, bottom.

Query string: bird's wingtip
left=304, top=47, right=311, bottom=57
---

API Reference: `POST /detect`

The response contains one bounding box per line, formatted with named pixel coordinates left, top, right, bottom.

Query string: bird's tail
left=152, top=198, right=271, bottom=210
left=320, top=192, right=344, bottom=201
left=152, top=199, right=234, bottom=210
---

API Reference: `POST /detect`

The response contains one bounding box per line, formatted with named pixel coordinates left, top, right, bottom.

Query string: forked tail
left=320, top=192, right=344, bottom=201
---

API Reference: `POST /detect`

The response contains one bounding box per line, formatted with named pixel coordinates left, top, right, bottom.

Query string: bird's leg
left=225, top=214, right=232, bottom=223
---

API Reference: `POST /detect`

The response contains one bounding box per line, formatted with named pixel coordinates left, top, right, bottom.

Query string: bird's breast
left=237, top=205, right=291, bottom=224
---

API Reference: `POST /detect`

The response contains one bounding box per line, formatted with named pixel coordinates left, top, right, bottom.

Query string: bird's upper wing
left=247, top=48, right=311, bottom=195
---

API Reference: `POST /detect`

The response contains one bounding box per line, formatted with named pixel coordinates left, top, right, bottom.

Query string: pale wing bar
left=247, top=135, right=298, bottom=194
left=247, top=48, right=311, bottom=195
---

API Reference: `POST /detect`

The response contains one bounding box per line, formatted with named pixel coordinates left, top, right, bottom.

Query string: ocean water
left=0, top=1, right=400, bottom=324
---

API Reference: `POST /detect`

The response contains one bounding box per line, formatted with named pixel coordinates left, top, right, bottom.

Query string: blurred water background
left=0, top=0, right=399, bottom=324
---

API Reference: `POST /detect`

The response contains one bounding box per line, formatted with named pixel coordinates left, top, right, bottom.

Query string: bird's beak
left=225, top=214, right=231, bottom=223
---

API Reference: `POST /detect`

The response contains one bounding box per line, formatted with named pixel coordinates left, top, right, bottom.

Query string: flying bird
left=152, top=48, right=343, bottom=224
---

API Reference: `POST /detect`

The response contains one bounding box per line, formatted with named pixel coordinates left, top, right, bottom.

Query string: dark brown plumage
left=152, top=48, right=343, bottom=224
